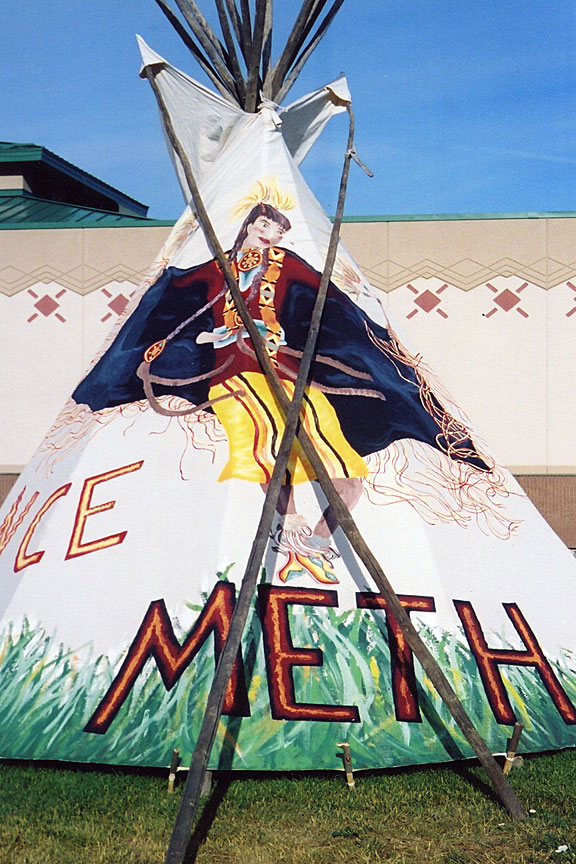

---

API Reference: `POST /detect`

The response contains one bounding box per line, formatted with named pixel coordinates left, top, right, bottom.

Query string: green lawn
left=1, top=750, right=575, bottom=864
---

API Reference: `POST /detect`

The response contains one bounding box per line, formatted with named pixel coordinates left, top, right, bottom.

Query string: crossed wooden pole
left=144, top=66, right=526, bottom=864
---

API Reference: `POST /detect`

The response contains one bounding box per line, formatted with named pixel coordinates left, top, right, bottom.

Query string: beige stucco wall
left=1, top=216, right=575, bottom=541
left=340, top=218, right=576, bottom=474
left=0, top=225, right=170, bottom=469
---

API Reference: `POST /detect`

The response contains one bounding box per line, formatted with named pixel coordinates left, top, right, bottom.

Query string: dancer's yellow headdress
left=230, top=177, right=296, bottom=222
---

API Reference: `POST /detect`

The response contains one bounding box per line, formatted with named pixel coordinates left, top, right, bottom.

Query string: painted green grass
left=1, top=750, right=576, bottom=863
left=1, top=575, right=576, bottom=771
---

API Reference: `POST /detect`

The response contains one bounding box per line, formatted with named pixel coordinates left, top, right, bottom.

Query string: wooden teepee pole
left=244, top=0, right=267, bottom=111
left=153, top=0, right=238, bottom=101
left=145, top=60, right=524, bottom=864
left=146, top=66, right=526, bottom=830
left=274, top=0, right=347, bottom=104
left=222, top=0, right=249, bottom=63
left=154, top=76, right=360, bottom=864
left=267, top=0, right=319, bottom=98
left=213, top=0, right=247, bottom=101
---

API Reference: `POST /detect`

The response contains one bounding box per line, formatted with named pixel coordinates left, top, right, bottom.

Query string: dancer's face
left=244, top=215, right=287, bottom=249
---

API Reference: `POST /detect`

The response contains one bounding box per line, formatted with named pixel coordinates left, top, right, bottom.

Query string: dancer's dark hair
left=229, top=202, right=292, bottom=260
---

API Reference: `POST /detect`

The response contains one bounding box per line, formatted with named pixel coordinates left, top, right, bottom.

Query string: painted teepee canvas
left=1, top=4, right=575, bottom=774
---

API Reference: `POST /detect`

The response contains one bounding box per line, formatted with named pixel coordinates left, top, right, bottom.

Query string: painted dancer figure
left=72, top=193, right=490, bottom=582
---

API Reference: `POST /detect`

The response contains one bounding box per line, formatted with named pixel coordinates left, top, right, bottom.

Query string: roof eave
left=0, top=143, right=149, bottom=217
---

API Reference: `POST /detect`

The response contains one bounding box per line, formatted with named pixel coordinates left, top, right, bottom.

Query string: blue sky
left=1, top=0, right=575, bottom=220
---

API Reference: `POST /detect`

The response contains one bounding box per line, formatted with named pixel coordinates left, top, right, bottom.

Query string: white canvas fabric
left=137, top=37, right=351, bottom=199
left=0, top=43, right=575, bottom=773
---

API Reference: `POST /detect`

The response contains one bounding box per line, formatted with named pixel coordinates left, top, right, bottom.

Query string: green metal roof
left=0, top=191, right=173, bottom=229
left=341, top=211, right=576, bottom=222
left=0, top=141, right=149, bottom=217
left=2, top=196, right=574, bottom=230
left=0, top=142, right=48, bottom=160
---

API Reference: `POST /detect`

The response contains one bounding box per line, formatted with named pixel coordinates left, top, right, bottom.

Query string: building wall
left=1, top=216, right=575, bottom=544
left=0, top=225, right=170, bottom=468
left=340, top=218, right=576, bottom=474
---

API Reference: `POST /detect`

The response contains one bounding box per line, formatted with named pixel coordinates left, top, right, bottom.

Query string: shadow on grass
left=184, top=774, right=232, bottom=864
left=452, top=761, right=501, bottom=807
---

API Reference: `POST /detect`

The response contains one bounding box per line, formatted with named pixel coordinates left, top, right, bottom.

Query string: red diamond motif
left=108, top=294, right=129, bottom=315
left=34, top=295, right=59, bottom=317
left=414, top=290, right=441, bottom=313
left=494, top=289, right=521, bottom=312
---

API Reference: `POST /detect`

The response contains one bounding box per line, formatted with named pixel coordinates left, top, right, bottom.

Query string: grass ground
left=1, top=749, right=575, bottom=864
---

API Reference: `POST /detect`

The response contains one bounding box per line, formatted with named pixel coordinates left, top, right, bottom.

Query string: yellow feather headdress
left=230, top=177, right=296, bottom=222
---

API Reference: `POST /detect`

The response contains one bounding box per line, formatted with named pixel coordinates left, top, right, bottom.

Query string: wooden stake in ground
left=503, top=723, right=524, bottom=776
left=168, top=749, right=181, bottom=793
left=337, top=743, right=355, bottom=790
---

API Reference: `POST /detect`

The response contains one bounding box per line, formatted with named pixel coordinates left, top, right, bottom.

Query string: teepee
left=1, top=0, right=575, bottom=831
